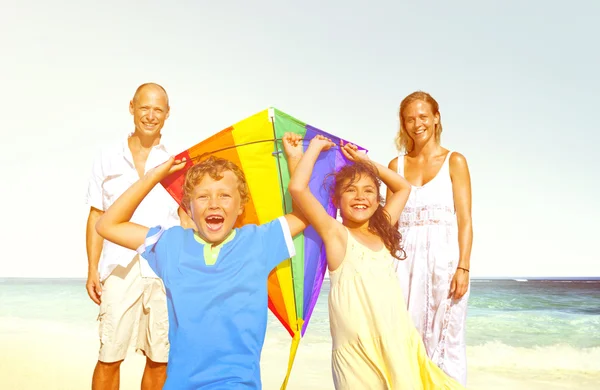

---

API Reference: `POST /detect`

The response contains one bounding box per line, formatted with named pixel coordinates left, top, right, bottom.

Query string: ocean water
left=1, top=278, right=599, bottom=371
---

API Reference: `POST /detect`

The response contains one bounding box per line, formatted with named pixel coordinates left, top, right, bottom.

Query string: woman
left=387, top=91, right=473, bottom=385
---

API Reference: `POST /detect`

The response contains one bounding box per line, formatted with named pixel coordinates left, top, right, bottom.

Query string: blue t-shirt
left=139, top=217, right=296, bottom=389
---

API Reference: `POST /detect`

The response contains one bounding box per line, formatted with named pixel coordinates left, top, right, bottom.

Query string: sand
left=1, top=320, right=599, bottom=389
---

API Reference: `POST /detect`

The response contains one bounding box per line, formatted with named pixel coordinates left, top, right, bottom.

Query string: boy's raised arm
left=280, top=133, right=309, bottom=238
left=96, top=157, right=186, bottom=251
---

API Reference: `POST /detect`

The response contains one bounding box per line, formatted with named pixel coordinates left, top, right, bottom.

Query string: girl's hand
left=340, top=141, right=369, bottom=163
left=282, top=132, right=304, bottom=160
left=148, top=156, right=187, bottom=181
left=309, top=135, right=336, bottom=151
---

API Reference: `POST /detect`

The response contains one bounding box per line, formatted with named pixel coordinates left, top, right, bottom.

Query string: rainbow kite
left=160, top=108, right=365, bottom=389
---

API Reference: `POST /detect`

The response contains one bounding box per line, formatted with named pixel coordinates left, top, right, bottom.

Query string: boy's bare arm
left=95, top=174, right=156, bottom=251
left=280, top=133, right=310, bottom=237
left=96, top=157, right=186, bottom=251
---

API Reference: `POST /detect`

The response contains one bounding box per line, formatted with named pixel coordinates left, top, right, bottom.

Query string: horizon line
left=1, top=276, right=599, bottom=281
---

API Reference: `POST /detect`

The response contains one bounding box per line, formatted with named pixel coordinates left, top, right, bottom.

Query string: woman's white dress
left=395, top=152, right=469, bottom=385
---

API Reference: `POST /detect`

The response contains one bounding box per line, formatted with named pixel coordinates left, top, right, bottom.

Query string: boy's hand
left=309, top=135, right=335, bottom=151
left=282, top=132, right=304, bottom=160
left=148, top=156, right=187, bottom=181
left=340, top=141, right=369, bottom=163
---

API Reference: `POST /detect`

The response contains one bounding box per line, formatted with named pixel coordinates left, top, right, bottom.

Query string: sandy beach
left=1, top=318, right=599, bottom=390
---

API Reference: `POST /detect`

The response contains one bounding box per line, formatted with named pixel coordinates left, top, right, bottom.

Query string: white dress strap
left=443, top=151, right=453, bottom=176
left=396, top=153, right=406, bottom=177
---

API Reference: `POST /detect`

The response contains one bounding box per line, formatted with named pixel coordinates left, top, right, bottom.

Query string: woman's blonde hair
left=395, top=91, right=443, bottom=153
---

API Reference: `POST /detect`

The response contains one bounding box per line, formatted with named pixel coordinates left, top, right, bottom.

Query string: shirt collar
left=194, top=230, right=237, bottom=249
left=121, top=133, right=170, bottom=164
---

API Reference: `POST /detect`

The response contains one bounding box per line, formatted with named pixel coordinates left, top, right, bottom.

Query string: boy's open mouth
left=205, top=215, right=225, bottom=231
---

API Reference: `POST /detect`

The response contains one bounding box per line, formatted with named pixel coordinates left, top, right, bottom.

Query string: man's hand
left=86, top=270, right=102, bottom=305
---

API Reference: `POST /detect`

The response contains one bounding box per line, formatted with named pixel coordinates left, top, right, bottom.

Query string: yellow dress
left=328, top=229, right=464, bottom=390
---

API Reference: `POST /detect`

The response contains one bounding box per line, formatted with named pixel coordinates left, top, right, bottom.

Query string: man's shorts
left=97, top=256, right=169, bottom=363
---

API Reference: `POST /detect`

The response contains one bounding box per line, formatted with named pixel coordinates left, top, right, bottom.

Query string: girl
left=288, top=137, right=463, bottom=389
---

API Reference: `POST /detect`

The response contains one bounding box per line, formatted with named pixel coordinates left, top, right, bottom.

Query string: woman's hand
left=449, top=267, right=470, bottom=300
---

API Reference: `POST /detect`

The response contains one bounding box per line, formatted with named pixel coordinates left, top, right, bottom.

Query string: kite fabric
left=160, top=107, right=366, bottom=389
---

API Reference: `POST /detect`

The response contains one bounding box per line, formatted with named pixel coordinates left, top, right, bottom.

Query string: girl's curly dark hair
left=331, top=160, right=406, bottom=261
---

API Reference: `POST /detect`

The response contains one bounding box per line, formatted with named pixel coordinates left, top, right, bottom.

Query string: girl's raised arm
left=288, top=136, right=344, bottom=244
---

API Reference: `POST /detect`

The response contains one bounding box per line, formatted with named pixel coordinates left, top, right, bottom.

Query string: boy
left=96, top=133, right=311, bottom=389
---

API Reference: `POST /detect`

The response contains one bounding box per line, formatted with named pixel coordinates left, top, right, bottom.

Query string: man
left=85, top=83, right=191, bottom=389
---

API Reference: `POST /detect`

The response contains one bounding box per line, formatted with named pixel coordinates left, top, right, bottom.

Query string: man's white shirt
left=86, top=136, right=181, bottom=281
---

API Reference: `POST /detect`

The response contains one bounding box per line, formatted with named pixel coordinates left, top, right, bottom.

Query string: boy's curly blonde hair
left=181, top=156, right=250, bottom=210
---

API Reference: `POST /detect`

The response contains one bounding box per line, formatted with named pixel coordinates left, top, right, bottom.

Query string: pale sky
left=1, top=0, right=598, bottom=278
